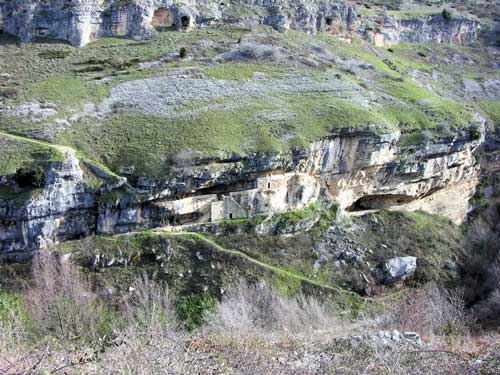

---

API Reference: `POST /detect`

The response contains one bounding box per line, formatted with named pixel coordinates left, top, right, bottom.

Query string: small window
left=229, top=213, right=233, bottom=219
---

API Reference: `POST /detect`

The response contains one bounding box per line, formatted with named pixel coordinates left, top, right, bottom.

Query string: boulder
left=383, top=256, right=417, bottom=283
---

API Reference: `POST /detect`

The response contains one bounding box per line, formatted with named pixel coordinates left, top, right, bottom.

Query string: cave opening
left=181, top=15, right=190, bottom=29
left=349, top=194, right=414, bottom=211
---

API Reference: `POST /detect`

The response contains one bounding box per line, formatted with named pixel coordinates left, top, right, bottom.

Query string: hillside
left=0, top=0, right=499, bottom=374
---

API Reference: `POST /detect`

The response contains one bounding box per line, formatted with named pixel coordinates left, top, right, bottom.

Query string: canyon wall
left=0, top=127, right=483, bottom=260
left=0, top=0, right=480, bottom=46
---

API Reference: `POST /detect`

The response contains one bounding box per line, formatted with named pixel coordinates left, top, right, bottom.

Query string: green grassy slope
left=1, top=25, right=492, bottom=179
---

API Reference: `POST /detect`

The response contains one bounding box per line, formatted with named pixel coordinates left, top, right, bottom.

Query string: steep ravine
left=0, top=126, right=484, bottom=261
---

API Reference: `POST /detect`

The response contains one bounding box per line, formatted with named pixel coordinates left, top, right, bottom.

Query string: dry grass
left=0, top=255, right=499, bottom=374
left=206, top=281, right=343, bottom=340
left=24, top=251, right=111, bottom=343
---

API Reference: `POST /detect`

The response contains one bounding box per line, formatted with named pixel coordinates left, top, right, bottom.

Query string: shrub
left=442, top=8, right=452, bottom=21
left=207, top=281, right=339, bottom=338
left=15, top=163, right=45, bottom=188
left=469, top=127, right=482, bottom=141
left=0, top=87, right=20, bottom=99
left=176, top=292, right=215, bottom=331
left=179, top=47, right=187, bottom=58
left=325, top=16, right=333, bottom=26
left=235, top=43, right=281, bottom=61
left=380, top=283, right=471, bottom=339
left=472, top=252, right=500, bottom=325
left=24, top=251, right=115, bottom=343
left=124, top=274, right=175, bottom=330
left=461, top=203, right=500, bottom=309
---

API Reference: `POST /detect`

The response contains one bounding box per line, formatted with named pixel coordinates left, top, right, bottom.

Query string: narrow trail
left=0, top=129, right=71, bottom=154
left=150, top=229, right=360, bottom=300
left=0, top=129, right=121, bottom=179
left=0, top=130, right=359, bottom=303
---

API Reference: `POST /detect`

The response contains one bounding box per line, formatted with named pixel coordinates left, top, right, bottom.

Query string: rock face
left=0, top=0, right=195, bottom=46
left=0, top=148, right=95, bottom=261
left=0, top=124, right=483, bottom=260
left=303, top=128, right=481, bottom=223
left=383, top=256, right=418, bottom=284
left=362, top=15, right=480, bottom=46
left=0, top=0, right=480, bottom=46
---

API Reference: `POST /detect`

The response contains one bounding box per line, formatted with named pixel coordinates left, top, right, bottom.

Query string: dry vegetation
left=0, top=250, right=499, bottom=375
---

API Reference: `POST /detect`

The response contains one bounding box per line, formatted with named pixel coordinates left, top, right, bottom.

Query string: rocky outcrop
left=303, top=128, right=482, bottom=223
left=0, top=148, right=95, bottom=261
left=0, top=0, right=195, bottom=46
left=0, top=0, right=480, bottom=46
left=383, top=256, right=417, bottom=284
left=0, top=124, right=484, bottom=260
left=361, top=15, right=480, bottom=46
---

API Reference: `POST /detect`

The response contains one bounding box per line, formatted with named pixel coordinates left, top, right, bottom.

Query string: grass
left=66, top=207, right=461, bottom=306
left=352, top=210, right=463, bottom=286
left=211, top=207, right=463, bottom=293
left=0, top=131, right=66, bottom=205
left=0, top=186, right=44, bottom=206
left=0, top=25, right=495, bottom=179
left=63, top=229, right=362, bottom=311
left=376, top=76, right=476, bottom=140
left=479, top=100, right=500, bottom=129
left=0, top=133, right=62, bottom=176
left=22, top=77, right=110, bottom=112
left=270, top=203, right=319, bottom=230
left=0, top=290, right=30, bottom=326
left=61, top=92, right=392, bottom=177
left=203, top=62, right=286, bottom=81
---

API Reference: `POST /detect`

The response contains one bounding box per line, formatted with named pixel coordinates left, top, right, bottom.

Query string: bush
left=461, top=199, right=500, bottom=321
left=469, top=127, right=482, bottom=141
left=24, top=251, right=115, bottom=343
left=15, top=163, right=45, bottom=188
left=474, top=254, right=500, bottom=324
left=442, top=8, right=452, bottom=21
left=176, top=292, right=215, bottom=331
left=124, top=274, right=175, bottom=330
left=207, top=282, right=339, bottom=338
left=179, top=47, right=187, bottom=58
left=233, top=43, right=281, bottom=61
left=380, top=283, right=471, bottom=339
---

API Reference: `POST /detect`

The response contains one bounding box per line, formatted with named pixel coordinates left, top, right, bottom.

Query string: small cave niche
left=349, top=194, right=414, bottom=212
left=151, top=8, right=176, bottom=32
left=180, top=15, right=190, bottom=29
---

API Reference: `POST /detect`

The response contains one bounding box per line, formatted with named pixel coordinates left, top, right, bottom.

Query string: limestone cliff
left=0, top=148, right=96, bottom=260
left=0, top=126, right=483, bottom=260
left=0, top=0, right=480, bottom=46
left=361, top=15, right=480, bottom=46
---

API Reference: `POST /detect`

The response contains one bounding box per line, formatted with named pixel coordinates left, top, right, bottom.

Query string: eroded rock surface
left=0, top=0, right=481, bottom=46
left=0, top=125, right=483, bottom=259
